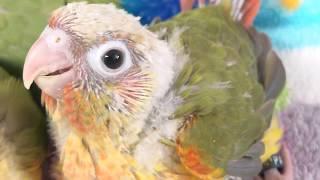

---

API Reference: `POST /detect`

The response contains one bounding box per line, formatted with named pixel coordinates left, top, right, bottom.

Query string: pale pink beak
left=23, top=29, right=75, bottom=98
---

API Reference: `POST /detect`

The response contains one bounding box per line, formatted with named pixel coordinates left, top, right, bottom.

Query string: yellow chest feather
left=58, top=132, right=194, bottom=180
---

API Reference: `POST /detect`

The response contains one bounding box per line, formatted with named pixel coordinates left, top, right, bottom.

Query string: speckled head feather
left=49, top=2, right=153, bottom=43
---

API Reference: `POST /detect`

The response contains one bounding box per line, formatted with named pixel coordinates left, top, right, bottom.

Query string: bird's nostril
left=55, top=37, right=61, bottom=43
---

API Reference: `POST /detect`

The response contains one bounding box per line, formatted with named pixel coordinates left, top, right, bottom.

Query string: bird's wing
left=150, top=5, right=285, bottom=179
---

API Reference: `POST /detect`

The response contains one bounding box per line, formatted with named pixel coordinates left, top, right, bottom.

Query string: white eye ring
left=87, top=41, right=133, bottom=77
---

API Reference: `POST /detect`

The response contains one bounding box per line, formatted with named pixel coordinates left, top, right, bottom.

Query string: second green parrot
left=0, top=67, right=47, bottom=180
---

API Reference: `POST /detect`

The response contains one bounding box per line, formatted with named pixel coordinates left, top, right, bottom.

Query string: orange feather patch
left=48, top=9, right=61, bottom=28
left=241, top=0, right=261, bottom=29
left=177, top=145, right=224, bottom=179
left=62, top=87, right=93, bottom=134
left=176, top=115, right=224, bottom=179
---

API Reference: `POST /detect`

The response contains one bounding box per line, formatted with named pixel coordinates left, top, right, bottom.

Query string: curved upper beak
left=23, top=32, right=75, bottom=98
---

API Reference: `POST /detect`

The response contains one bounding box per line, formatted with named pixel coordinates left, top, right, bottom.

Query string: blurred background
left=1, top=0, right=320, bottom=179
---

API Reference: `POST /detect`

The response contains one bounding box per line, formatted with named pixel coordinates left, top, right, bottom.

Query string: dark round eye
left=102, top=49, right=124, bottom=69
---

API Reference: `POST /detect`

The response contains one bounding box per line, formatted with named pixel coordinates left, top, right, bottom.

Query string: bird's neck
left=57, top=131, right=145, bottom=179
left=42, top=89, right=184, bottom=179
left=42, top=92, right=150, bottom=179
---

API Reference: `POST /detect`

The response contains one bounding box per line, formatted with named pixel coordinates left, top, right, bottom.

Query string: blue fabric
left=121, top=0, right=181, bottom=25
left=254, top=0, right=320, bottom=50
left=121, top=0, right=209, bottom=25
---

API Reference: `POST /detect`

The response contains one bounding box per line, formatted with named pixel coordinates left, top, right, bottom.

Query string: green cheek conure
left=21, top=2, right=285, bottom=179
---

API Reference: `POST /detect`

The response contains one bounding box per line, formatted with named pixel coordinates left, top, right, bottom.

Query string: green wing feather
left=150, top=6, right=285, bottom=177
left=0, top=67, right=47, bottom=179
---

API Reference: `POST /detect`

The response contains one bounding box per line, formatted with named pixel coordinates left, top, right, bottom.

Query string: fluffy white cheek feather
left=277, top=47, right=320, bottom=105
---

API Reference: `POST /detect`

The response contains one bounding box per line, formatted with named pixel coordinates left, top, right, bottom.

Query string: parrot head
left=23, top=2, right=176, bottom=136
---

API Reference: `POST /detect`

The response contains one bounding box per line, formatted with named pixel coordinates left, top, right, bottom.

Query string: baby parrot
left=0, top=67, right=47, bottom=180
left=23, top=2, right=285, bottom=179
